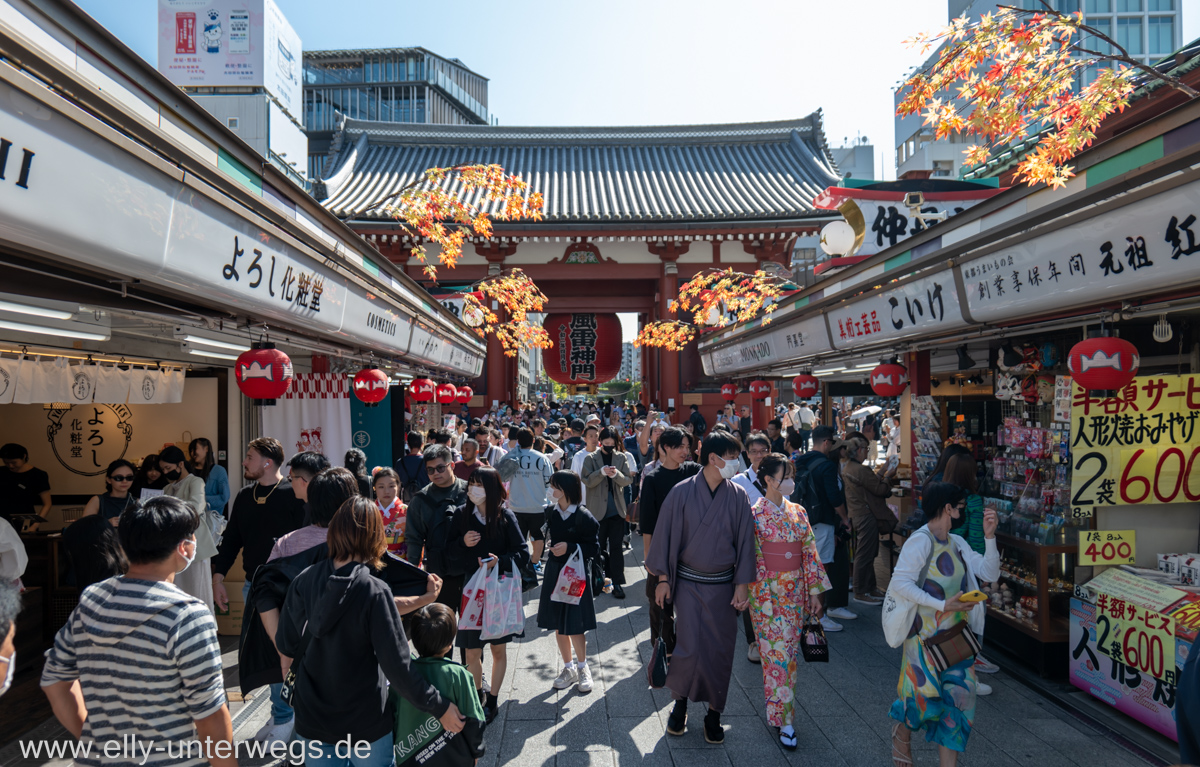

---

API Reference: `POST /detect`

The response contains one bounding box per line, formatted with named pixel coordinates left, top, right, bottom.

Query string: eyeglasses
left=427, top=463, right=449, bottom=474
left=110, top=475, right=135, bottom=482
left=747, top=449, right=769, bottom=456
left=288, top=473, right=310, bottom=483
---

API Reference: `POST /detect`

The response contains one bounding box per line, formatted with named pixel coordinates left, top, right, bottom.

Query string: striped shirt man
left=41, top=577, right=226, bottom=767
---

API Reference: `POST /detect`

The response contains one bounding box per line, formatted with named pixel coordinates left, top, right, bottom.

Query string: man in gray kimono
left=647, top=431, right=756, bottom=744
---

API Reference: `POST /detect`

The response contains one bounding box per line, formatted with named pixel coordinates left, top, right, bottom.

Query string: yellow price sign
left=1081, top=530, right=1136, bottom=566
left=1070, top=506, right=1094, bottom=519
left=1096, top=595, right=1176, bottom=683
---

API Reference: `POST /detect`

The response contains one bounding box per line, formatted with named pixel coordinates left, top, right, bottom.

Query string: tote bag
left=881, top=530, right=935, bottom=648
left=481, top=562, right=524, bottom=640
left=550, top=546, right=587, bottom=605
left=458, top=567, right=488, bottom=631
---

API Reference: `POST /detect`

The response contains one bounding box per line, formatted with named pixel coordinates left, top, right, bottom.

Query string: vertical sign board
left=350, top=392, right=392, bottom=473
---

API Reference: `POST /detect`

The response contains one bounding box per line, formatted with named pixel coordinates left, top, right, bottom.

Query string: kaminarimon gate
left=316, top=111, right=841, bottom=412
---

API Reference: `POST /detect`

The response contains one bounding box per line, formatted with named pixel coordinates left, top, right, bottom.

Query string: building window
left=932, top=160, right=953, bottom=177
left=1148, top=15, right=1174, bottom=54
left=1085, top=0, right=1110, bottom=9
left=227, top=117, right=239, bottom=129
left=1058, top=0, right=1080, bottom=13
left=1116, top=0, right=1141, bottom=10
left=1148, top=0, right=1172, bottom=9
left=1117, top=17, right=1143, bottom=53
left=1086, top=17, right=1112, bottom=53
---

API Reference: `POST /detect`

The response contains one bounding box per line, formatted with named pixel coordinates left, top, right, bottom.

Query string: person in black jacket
left=276, top=497, right=464, bottom=765
left=447, top=466, right=528, bottom=723
left=537, top=471, right=599, bottom=695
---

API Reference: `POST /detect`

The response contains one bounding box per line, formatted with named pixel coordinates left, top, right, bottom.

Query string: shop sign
left=704, top=315, right=831, bottom=376
left=1080, top=530, right=1137, bottom=566
left=1069, top=375, right=1200, bottom=507
left=46, top=404, right=133, bottom=476
left=962, top=178, right=1200, bottom=324
left=1095, top=594, right=1175, bottom=683
left=826, top=272, right=967, bottom=349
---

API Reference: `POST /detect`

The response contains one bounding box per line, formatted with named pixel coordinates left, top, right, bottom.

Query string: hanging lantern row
left=235, top=341, right=293, bottom=406
left=435, top=383, right=458, bottom=404
left=792, top=374, right=819, bottom=399
left=1068, top=336, right=1140, bottom=391
left=869, top=363, right=909, bottom=397
left=456, top=385, right=474, bottom=404
left=408, top=378, right=436, bottom=402
left=749, top=380, right=772, bottom=400
left=720, top=383, right=738, bottom=401
left=353, top=367, right=390, bottom=407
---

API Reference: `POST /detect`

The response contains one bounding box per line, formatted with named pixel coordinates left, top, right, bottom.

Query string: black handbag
left=520, top=560, right=540, bottom=593
left=646, top=618, right=670, bottom=688
left=800, top=614, right=829, bottom=663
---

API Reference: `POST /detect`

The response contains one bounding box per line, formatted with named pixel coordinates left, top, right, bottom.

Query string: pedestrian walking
left=537, top=471, right=600, bottom=694
left=887, top=482, right=999, bottom=767
left=276, top=497, right=465, bottom=767
left=496, top=427, right=558, bottom=570
left=447, top=466, right=529, bottom=723
left=159, top=445, right=218, bottom=614
left=794, top=426, right=856, bottom=631
left=943, top=453, right=1001, bottom=680
left=732, top=433, right=772, bottom=663
left=404, top=444, right=469, bottom=613
left=570, top=424, right=600, bottom=506
left=647, top=431, right=756, bottom=744
left=747, top=454, right=829, bottom=750
left=581, top=427, right=633, bottom=599
left=797, top=403, right=817, bottom=450
left=840, top=435, right=892, bottom=606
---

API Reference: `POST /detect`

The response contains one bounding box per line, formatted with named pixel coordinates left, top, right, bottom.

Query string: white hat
left=586, top=414, right=601, bottom=423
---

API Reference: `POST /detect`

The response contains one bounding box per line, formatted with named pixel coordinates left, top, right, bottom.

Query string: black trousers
left=646, top=577, right=676, bottom=655
left=597, top=514, right=627, bottom=585
left=822, top=538, right=851, bottom=610
left=742, top=609, right=756, bottom=645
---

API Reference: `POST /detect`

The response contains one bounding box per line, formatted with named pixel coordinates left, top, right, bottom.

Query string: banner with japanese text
left=1070, top=375, right=1200, bottom=507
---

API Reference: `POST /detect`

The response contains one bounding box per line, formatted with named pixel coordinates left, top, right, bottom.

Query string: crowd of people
left=0, top=395, right=1010, bottom=767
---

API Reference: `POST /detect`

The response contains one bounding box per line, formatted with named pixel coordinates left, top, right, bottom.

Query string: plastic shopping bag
left=458, top=566, right=488, bottom=631
left=481, top=562, right=524, bottom=640
left=550, top=546, right=587, bottom=605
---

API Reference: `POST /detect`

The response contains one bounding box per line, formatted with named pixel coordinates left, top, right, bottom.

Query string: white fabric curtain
left=260, top=373, right=352, bottom=466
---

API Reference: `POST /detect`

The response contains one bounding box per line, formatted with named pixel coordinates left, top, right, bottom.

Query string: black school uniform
left=536, top=503, right=600, bottom=635
left=447, top=504, right=529, bottom=648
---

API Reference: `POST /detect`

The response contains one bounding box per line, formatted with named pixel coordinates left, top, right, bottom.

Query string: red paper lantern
left=869, top=363, right=908, bottom=397
left=541, top=313, right=622, bottom=386
left=1068, top=337, right=1140, bottom=391
left=749, top=380, right=772, bottom=400
left=408, top=378, right=436, bottom=402
left=353, top=367, right=390, bottom=406
left=792, top=374, right=819, bottom=399
left=455, top=385, right=474, bottom=404
left=721, top=383, right=738, bottom=401
left=235, top=342, right=293, bottom=406
left=435, top=383, right=458, bottom=404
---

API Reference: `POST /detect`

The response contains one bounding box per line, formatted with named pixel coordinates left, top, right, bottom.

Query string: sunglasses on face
left=110, top=475, right=135, bottom=482
left=427, top=463, right=449, bottom=474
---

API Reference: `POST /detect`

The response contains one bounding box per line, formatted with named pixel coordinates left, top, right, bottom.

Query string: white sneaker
left=256, top=720, right=294, bottom=744
left=827, top=607, right=858, bottom=621
left=576, top=663, right=593, bottom=694
left=974, top=656, right=1000, bottom=674
left=819, top=616, right=844, bottom=632
left=251, top=720, right=275, bottom=742
left=552, top=665, right=578, bottom=690
left=747, top=643, right=761, bottom=663
left=976, top=681, right=993, bottom=696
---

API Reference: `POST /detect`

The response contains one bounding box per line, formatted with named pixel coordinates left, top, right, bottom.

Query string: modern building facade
left=303, top=48, right=490, bottom=180
left=895, top=0, right=1182, bottom=179
left=620, top=342, right=642, bottom=383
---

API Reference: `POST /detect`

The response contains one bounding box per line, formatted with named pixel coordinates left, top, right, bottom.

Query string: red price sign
left=1080, top=530, right=1136, bottom=566
left=1096, top=594, right=1176, bottom=683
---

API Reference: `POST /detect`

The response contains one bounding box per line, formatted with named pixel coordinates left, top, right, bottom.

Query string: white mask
left=718, top=458, right=740, bottom=480
left=468, top=486, right=487, bottom=506
left=0, top=652, right=13, bottom=696
left=778, top=479, right=796, bottom=496
left=548, top=488, right=562, bottom=502
left=176, top=537, right=197, bottom=574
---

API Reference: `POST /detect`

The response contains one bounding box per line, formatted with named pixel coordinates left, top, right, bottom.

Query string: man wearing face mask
left=0, top=581, right=18, bottom=698
left=581, top=428, right=634, bottom=599
left=41, top=496, right=236, bottom=767
left=646, top=431, right=756, bottom=745
left=570, top=424, right=601, bottom=507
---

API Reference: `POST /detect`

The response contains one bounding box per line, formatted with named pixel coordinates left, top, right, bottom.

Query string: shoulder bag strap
left=913, top=529, right=938, bottom=591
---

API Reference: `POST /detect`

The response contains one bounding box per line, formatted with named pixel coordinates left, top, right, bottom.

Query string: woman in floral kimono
left=748, top=453, right=830, bottom=750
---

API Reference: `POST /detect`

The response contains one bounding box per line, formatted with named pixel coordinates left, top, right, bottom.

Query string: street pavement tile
left=780, top=748, right=850, bottom=767
left=496, top=720, right=559, bottom=764
left=506, top=676, right=561, bottom=720
left=557, top=749, right=617, bottom=767
left=665, top=746, right=734, bottom=766
left=719, top=716, right=790, bottom=767
left=607, top=715, right=668, bottom=758
left=557, top=707, right=616, bottom=751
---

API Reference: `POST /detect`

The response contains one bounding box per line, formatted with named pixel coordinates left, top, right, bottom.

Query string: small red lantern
left=435, top=383, right=458, bottom=405
left=1068, top=337, right=1140, bottom=391
left=749, top=380, right=772, bottom=400
left=721, top=383, right=738, bottom=401
left=409, top=378, right=436, bottom=402
left=235, top=342, right=293, bottom=406
left=869, top=363, right=908, bottom=397
left=353, top=367, right=390, bottom=406
left=792, top=374, right=819, bottom=399
left=455, top=385, right=474, bottom=405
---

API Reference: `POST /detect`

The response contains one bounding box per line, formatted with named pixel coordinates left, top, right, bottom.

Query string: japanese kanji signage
left=1069, top=375, right=1200, bottom=507
left=1095, top=592, right=1175, bottom=683
left=826, top=272, right=967, bottom=349
left=1080, top=530, right=1137, bottom=566
left=541, top=314, right=622, bottom=386
left=46, top=405, right=133, bottom=477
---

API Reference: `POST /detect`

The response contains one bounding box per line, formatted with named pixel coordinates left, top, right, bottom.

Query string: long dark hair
left=132, top=454, right=168, bottom=495
left=467, top=466, right=508, bottom=537
left=188, top=438, right=216, bottom=480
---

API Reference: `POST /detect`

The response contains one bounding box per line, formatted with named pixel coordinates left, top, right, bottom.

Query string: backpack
left=791, top=456, right=832, bottom=526
left=691, top=412, right=707, bottom=437
left=397, top=455, right=424, bottom=503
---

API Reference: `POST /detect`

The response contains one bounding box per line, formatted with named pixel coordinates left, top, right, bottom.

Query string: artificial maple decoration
left=898, top=1, right=1198, bottom=189
left=634, top=269, right=787, bottom=350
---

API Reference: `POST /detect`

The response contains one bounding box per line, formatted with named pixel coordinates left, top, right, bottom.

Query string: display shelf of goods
left=911, top=396, right=940, bottom=488
left=982, top=534, right=1077, bottom=642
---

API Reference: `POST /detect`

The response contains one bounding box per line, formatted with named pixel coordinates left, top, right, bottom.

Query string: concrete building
left=830, top=138, right=876, bottom=181
left=894, top=0, right=1182, bottom=179
left=619, top=342, right=642, bottom=382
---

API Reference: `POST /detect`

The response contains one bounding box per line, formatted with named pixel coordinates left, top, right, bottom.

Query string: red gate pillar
left=649, top=241, right=688, bottom=415
left=477, top=241, right=517, bottom=408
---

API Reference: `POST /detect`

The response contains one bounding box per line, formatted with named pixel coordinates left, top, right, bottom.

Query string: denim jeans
left=242, top=581, right=294, bottom=725
left=303, top=733, right=395, bottom=767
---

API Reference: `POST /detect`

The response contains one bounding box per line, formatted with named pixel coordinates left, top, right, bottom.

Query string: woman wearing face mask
left=748, top=454, right=829, bottom=750
left=159, top=446, right=218, bottom=612
left=536, top=471, right=600, bottom=695
left=447, top=467, right=529, bottom=723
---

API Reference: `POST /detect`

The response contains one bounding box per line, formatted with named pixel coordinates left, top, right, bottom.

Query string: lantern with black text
left=869, top=363, right=908, bottom=397
left=541, top=313, right=622, bottom=388
left=235, top=342, right=293, bottom=406
left=408, top=378, right=436, bottom=402
left=792, top=374, right=819, bottom=399
left=353, top=368, right=390, bottom=407
left=749, top=380, right=772, bottom=400
left=721, top=383, right=738, bottom=401
left=1068, top=337, right=1140, bottom=391
left=436, top=383, right=458, bottom=405
left=455, top=385, right=474, bottom=404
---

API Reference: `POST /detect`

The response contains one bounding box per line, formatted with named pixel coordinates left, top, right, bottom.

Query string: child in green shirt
left=393, top=604, right=487, bottom=767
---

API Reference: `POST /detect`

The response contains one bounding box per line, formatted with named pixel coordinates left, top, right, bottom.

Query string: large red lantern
left=455, top=385, right=474, bottom=404
left=721, top=383, right=738, bottom=401
left=870, top=363, right=909, bottom=397
left=235, top=342, right=293, bottom=406
left=541, top=313, right=622, bottom=387
left=353, top=367, right=390, bottom=406
left=749, top=380, right=772, bottom=400
left=435, top=383, right=458, bottom=404
left=792, top=374, right=819, bottom=399
left=408, top=378, right=436, bottom=402
left=1068, top=337, right=1140, bottom=391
